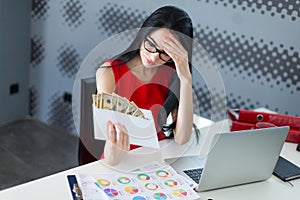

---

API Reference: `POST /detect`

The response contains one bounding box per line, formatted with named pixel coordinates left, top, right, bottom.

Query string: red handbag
left=228, top=109, right=300, bottom=143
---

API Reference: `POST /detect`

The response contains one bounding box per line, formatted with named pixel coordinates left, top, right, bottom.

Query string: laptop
left=165, top=126, right=289, bottom=192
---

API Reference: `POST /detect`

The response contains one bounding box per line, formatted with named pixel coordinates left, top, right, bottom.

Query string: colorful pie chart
left=145, top=182, right=159, bottom=190
left=125, top=186, right=139, bottom=194
left=103, top=188, right=118, bottom=197
left=132, top=196, right=147, bottom=200
left=153, top=192, right=167, bottom=200
left=156, top=170, right=169, bottom=178
left=164, top=179, right=178, bottom=187
left=97, top=178, right=110, bottom=186
left=137, top=173, right=151, bottom=181
left=117, top=176, right=131, bottom=184
left=172, top=189, right=188, bottom=197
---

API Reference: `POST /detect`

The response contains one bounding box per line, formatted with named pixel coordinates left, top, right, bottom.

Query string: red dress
left=109, top=59, right=176, bottom=150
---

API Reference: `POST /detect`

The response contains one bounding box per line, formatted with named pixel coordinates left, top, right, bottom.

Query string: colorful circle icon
left=172, top=189, right=187, bottom=197
left=153, top=192, right=167, bottom=200
left=103, top=188, right=118, bottom=197
left=117, top=176, right=131, bottom=184
left=125, top=186, right=139, bottom=194
left=137, top=173, right=151, bottom=181
left=145, top=182, right=159, bottom=190
left=164, top=179, right=178, bottom=187
left=132, top=196, right=147, bottom=200
left=97, top=178, right=110, bottom=186
left=156, top=170, right=169, bottom=178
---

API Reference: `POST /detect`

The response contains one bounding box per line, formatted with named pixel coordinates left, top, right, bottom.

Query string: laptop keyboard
left=183, top=168, right=203, bottom=184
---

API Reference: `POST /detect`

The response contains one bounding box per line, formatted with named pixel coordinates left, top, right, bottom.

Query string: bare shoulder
left=96, top=61, right=115, bottom=93
left=97, top=61, right=112, bottom=71
left=96, top=61, right=113, bottom=78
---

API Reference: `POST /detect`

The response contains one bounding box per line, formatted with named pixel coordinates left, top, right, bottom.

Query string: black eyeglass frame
left=143, top=38, right=173, bottom=63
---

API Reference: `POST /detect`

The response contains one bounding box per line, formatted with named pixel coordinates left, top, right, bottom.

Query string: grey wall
left=0, top=0, right=31, bottom=123
left=27, top=0, right=300, bottom=134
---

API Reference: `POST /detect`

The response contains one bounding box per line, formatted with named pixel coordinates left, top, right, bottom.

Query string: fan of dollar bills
left=92, top=92, right=146, bottom=119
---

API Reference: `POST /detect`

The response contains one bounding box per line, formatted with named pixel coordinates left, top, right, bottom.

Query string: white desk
left=0, top=117, right=300, bottom=200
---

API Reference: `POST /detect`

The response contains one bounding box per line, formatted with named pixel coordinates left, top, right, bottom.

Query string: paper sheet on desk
left=76, top=165, right=199, bottom=200
left=93, top=105, right=159, bottom=149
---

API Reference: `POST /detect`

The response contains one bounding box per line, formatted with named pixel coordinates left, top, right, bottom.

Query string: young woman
left=96, top=5, right=195, bottom=165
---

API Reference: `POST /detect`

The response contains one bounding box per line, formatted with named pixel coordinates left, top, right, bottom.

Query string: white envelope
left=92, top=105, right=159, bottom=149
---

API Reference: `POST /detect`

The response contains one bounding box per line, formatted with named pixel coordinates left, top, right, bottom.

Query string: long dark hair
left=111, top=6, right=194, bottom=135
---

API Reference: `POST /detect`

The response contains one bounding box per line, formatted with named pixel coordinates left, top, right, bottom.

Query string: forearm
left=174, top=77, right=193, bottom=144
left=103, top=141, right=127, bottom=166
left=103, top=122, right=129, bottom=166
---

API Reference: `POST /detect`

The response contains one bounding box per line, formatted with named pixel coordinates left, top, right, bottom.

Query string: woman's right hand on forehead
left=162, top=32, right=192, bottom=84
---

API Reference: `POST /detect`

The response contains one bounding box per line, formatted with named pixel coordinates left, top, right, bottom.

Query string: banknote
left=92, top=94, right=97, bottom=107
left=126, top=101, right=138, bottom=115
left=115, top=95, right=130, bottom=113
left=93, top=92, right=145, bottom=119
left=92, top=93, right=102, bottom=108
left=132, top=108, right=145, bottom=118
left=101, top=92, right=117, bottom=110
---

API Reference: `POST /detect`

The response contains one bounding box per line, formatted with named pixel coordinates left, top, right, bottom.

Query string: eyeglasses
left=143, top=38, right=172, bottom=63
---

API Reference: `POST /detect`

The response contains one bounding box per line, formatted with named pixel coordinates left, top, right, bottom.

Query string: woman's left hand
left=162, top=32, right=192, bottom=83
